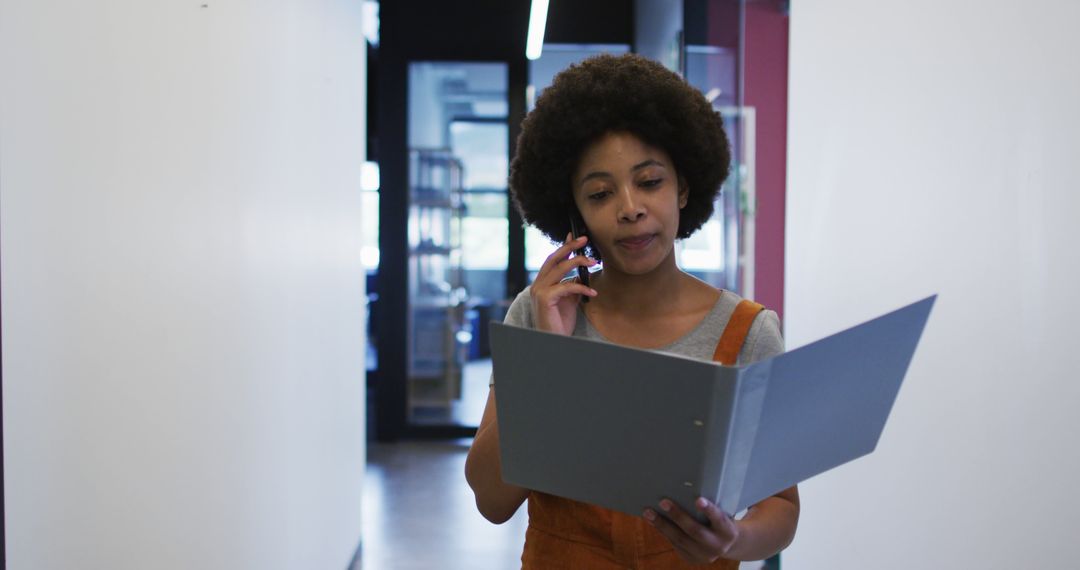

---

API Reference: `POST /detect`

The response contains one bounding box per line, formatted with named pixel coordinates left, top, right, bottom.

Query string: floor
left=361, top=440, right=529, bottom=570
left=360, top=440, right=775, bottom=569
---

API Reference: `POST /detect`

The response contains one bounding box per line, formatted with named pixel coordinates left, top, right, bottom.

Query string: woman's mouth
left=616, top=234, right=656, bottom=251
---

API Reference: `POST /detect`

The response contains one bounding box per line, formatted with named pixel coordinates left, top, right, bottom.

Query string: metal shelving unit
left=406, top=149, right=468, bottom=419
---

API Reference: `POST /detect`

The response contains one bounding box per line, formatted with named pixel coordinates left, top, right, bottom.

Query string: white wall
left=786, top=1, right=1079, bottom=568
left=0, top=1, right=367, bottom=568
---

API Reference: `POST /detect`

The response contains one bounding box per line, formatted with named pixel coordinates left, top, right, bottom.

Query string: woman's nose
left=616, top=187, right=646, bottom=222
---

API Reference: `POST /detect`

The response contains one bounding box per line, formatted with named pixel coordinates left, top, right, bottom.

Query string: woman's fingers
left=643, top=506, right=714, bottom=564
left=534, top=279, right=597, bottom=306
left=642, top=498, right=739, bottom=564
left=658, top=499, right=719, bottom=547
left=695, top=497, right=737, bottom=541
left=536, top=234, right=589, bottom=283
left=534, top=233, right=577, bottom=279
left=547, top=253, right=597, bottom=283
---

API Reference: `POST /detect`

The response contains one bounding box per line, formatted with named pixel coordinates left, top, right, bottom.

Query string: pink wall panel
left=744, top=2, right=789, bottom=321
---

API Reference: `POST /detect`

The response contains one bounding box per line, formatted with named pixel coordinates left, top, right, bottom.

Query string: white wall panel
left=786, top=1, right=1080, bottom=568
left=0, top=1, right=367, bottom=568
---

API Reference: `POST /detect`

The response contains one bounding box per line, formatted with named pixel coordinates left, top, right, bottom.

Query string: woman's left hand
left=643, top=497, right=740, bottom=564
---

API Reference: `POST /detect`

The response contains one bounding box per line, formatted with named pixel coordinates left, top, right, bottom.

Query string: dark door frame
left=372, top=0, right=530, bottom=441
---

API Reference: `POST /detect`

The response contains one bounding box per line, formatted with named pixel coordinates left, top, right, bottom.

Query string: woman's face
left=571, top=131, right=688, bottom=277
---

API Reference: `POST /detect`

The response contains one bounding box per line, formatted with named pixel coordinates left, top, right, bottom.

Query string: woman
left=465, top=53, right=799, bottom=568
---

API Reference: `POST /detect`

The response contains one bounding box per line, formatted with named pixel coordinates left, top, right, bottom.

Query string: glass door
left=406, top=61, right=509, bottom=428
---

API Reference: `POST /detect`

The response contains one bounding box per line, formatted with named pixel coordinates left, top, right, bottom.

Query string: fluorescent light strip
left=526, top=0, right=550, bottom=60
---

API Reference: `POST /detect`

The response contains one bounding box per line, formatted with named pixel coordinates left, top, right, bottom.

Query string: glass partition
left=683, top=43, right=747, bottom=294
left=406, top=61, right=508, bottom=427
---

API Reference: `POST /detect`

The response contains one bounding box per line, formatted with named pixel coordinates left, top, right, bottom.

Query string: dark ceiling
left=379, top=0, right=633, bottom=58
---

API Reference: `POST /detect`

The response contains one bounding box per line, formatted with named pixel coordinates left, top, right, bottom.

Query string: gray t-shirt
left=491, top=286, right=784, bottom=386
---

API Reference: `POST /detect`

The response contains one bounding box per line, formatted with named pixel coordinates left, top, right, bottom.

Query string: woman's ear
left=678, top=175, right=689, bottom=209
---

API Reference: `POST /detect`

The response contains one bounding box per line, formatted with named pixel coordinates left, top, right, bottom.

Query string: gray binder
left=490, top=295, right=935, bottom=517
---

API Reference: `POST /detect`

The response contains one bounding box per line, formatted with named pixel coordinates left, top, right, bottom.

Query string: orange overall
left=520, top=299, right=765, bottom=569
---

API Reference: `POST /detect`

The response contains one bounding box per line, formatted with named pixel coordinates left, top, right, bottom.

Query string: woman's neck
left=589, top=252, right=691, bottom=317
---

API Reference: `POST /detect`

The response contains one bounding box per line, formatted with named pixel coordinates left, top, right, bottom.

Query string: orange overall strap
left=711, top=299, right=765, bottom=365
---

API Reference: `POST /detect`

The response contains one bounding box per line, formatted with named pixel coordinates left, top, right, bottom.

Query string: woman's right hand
left=530, top=233, right=598, bottom=336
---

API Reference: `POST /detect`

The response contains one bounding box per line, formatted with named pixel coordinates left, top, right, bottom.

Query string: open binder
left=490, top=295, right=935, bottom=517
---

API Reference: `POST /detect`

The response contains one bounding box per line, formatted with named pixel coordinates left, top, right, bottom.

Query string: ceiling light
left=526, top=0, right=550, bottom=60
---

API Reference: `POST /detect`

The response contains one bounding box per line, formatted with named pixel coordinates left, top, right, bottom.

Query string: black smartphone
left=569, top=212, right=590, bottom=303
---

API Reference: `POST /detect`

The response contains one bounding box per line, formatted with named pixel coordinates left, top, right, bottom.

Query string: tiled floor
left=361, top=441, right=773, bottom=569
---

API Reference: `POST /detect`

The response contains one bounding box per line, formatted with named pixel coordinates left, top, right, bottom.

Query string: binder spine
left=716, top=361, right=772, bottom=515
left=697, top=370, right=737, bottom=512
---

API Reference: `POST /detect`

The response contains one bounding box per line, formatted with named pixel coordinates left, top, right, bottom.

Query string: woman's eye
left=640, top=178, right=663, bottom=188
left=587, top=190, right=610, bottom=201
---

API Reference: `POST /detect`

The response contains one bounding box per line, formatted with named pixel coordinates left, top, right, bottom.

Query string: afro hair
left=509, top=53, right=731, bottom=244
